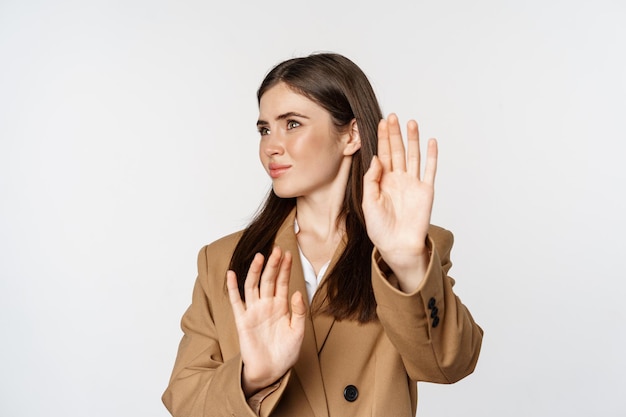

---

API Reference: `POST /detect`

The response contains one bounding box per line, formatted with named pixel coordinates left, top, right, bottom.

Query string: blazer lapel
left=274, top=210, right=329, bottom=417
left=309, top=234, right=346, bottom=353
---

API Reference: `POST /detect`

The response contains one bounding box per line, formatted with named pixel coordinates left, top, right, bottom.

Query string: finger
left=377, top=118, right=392, bottom=172
left=226, top=270, right=246, bottom=317
left=244, top=252, right=264, bottom=302
left=362, top=156, right=382, bottom=209
left=387, top=113, right=406, bottom=172
left=406, top=120, right=420, bottom=178
left=259, top=246, right=283, bottom=298
left=423, top=138, right=438, bottom=185
left=290, top=291, right=307, bottom=334
left=275, top=250, right=293, bottom=301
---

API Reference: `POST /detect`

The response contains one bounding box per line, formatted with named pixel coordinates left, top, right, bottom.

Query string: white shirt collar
left=294, top=218, right=331, bottom=304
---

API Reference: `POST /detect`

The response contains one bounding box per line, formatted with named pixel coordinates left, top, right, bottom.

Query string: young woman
left=162, top=53, right=483, bottom=417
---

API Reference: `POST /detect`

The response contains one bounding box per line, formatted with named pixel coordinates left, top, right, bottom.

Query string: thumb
left=290, top=291, right=307, bottom=333
left=362, top=155, right=382, bottom=207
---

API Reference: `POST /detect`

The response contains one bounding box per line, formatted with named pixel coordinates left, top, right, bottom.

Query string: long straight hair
left=229, top=53, right=383, bottom=322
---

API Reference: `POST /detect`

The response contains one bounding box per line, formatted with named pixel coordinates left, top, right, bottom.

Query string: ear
left=342, top=119, right=361, bottom=156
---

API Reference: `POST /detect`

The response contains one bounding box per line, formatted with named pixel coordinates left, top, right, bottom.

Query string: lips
left=268, top=163, right=291, bottom=179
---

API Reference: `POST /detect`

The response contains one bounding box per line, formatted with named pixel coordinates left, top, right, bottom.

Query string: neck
left=295, top=156, right=351, bottom=241
left=295, top=197, right=345, bottom=241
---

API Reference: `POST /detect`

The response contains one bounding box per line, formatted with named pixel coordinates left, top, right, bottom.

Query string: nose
left=261, top=131, right=284, bottom=157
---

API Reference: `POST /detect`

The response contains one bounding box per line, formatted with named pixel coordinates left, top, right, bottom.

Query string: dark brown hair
left=229, top=53, right=383, bottom=322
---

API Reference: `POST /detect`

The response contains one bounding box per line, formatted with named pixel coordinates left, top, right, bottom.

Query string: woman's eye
left=287, top=120, right=300, bottom=130
left=258, top=127, right=270, bottom=136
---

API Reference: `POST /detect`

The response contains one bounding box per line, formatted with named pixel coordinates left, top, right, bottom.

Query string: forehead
left=258, top=82, right=325, bottom=118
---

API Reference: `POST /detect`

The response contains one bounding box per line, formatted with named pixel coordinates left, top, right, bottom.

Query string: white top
left=294, top=219, right=331, bottom=304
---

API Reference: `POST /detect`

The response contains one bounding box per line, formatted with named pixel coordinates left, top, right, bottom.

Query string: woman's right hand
left=226, top=246, right=307, bottom=397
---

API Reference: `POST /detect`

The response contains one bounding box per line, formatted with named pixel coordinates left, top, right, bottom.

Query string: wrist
left=242, top=366, right=279, bottom=398
left=379, top=247, right=431, bottom=293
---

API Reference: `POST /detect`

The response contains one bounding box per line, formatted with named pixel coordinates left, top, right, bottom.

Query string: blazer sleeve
left=371, top=226, right=483, bottom=384
left=162, top=245, right=290, bottom=417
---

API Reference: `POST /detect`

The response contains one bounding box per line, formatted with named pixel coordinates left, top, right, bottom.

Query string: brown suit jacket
left=162, top=210, right=483, bottom=416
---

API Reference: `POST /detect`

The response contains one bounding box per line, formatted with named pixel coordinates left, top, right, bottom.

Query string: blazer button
left=343, top=385, right=358, bottom=402
left=430, top=306, right=439, bottom=318
left=428, top=297, right=436, bottom=310
left=432, top=315, right=440, bottom=328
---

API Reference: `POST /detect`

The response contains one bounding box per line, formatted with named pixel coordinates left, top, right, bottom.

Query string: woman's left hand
left=362, top=113, right=438, bottom=292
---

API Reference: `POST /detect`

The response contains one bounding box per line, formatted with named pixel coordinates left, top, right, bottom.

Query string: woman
left=162, top=53, right=483, bottom=417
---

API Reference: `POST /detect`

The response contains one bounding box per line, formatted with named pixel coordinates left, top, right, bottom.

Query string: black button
left=427, top=297, right=436, bottom=310
left=430, top=306, right=438, bottom=318
left=344, top=385, right=358, bottom=402
left=432, top=316, right=440, bottom=328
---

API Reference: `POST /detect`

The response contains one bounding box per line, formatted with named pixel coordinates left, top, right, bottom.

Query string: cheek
left=258, top=151, right=270, bottom=175
left=258, top=142, right=266, bottom=163
left=287, top=133, right=324, bottom=159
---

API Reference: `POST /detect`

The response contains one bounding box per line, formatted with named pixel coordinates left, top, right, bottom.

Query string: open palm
left=362, top=114, right=438, bottom=286
left=226, top=247, right=306, bottom=396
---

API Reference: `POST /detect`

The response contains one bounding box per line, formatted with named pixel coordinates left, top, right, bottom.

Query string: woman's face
left=257, top=82, right=359, bottom=199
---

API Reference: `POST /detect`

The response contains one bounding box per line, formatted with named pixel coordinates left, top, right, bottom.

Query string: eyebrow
left=256, top=112, right=309, bottom=126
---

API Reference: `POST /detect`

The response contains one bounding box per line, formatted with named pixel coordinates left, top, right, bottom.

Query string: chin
left=272, top=189, right=295, bottom=199
left=272, top=186, right=300, bottom=199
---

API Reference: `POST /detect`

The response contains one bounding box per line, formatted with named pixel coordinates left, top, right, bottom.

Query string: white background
left=1, top=0, right=625, bottom=416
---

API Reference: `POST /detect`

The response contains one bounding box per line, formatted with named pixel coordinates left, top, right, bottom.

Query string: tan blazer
left=162, top=210, right=483, bottom=416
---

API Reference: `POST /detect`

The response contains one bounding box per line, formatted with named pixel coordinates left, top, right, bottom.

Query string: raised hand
left=226, top=246, right=306, bottom=397
left=362, top=113, right=438, bottom=292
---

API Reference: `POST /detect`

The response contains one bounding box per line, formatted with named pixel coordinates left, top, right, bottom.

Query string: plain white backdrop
left=1, top=0, right=625, bottom=416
